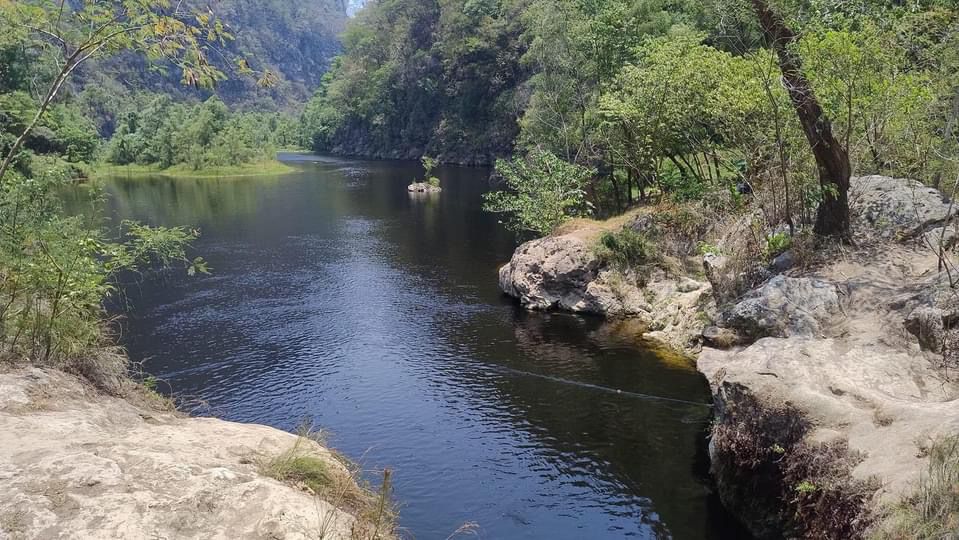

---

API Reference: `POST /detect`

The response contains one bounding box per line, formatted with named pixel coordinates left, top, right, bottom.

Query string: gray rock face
left=896, top=272, right=959, bottom=353
left=721, top=276, right=842, bottom=339
left=921, top=225, right=959, bottom=251
left=498, top=235, right=648, bottom=315
left=851, top=175, right=956, bottom=238
left=770, top=250, right=795, bottom=273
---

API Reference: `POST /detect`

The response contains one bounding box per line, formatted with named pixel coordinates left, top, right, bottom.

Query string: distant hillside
left=79, top=0, right=348, bottom=113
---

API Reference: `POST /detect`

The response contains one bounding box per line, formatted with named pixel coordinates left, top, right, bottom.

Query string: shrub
left=764, top=231, right=792, bottom=259
left=0, top=164, right=206, bottom=391
left=258, top=426, right=397, bottom=538
left=595, top=227, right=657, bottom=272
left=483, top=148, right=593, bottom=237
left=427, top=176, right=441, bottom=188
left=710, top=385, right=877, bottom=538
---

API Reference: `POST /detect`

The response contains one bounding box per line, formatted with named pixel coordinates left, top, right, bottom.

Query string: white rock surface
left=699, top=338, right=959, bottom=502
left=0, top=368, right=372, bottom=540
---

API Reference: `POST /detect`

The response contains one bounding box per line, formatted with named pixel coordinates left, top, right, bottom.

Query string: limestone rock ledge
left=498, top=232, right=711, bottom=352
left=0, top=368, right=374, bottom=540
left=497, top=175, right=959, bottom=536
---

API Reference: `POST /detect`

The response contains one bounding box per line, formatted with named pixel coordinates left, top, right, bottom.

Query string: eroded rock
left=0, top=369, right=380, bottom=540
left=498, top=234, right=647, bottom=315
left=851, top=175, right=956, bottom=239
left=721, top=276, right=842, bottom=339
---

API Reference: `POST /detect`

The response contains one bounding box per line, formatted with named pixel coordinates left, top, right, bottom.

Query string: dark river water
left=77, top=154, right=746, bottom=539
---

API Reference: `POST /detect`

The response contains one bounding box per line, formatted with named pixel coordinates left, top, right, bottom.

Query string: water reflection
left=72, top=156, right=746, bottom=539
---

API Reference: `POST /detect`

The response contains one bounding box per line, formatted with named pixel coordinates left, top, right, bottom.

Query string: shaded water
left=80, top=154, right=745, bottom=539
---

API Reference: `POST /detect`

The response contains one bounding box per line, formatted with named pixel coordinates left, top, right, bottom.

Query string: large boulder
left=498, top=234, right=648, bottom=316
left=851, top=175, right=956, bottom=239
left=721, top=275, right=843, bottom=340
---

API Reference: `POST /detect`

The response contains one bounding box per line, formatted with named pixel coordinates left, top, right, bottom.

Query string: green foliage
left=595, top=228, right=657, bottom=271
left=103, top=95, right=298, bottom=171
left=764, top=232, right=792, bottom=258
left=301, top=0, right=528, bottom=163
left=482, top=149, right=593, bottom=236
left=697, top=241, right=723, bottom=256
left=0, top=164, right=201, bottom=378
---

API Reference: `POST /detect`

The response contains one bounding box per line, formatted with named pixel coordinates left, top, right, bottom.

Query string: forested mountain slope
left=79, top=0, right=349, bottom=113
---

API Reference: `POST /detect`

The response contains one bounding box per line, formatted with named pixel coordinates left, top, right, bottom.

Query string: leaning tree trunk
left=751, top=0, right=852, bottom=239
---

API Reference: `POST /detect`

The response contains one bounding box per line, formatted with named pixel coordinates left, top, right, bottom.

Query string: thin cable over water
left=487, top=363, right=713, bottom=408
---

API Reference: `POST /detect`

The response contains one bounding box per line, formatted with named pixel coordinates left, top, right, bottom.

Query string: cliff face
left=80, top=0, right=348, bottom=111
left=496, top=175, right=959, bottom=536
left=0, top=368, right=389, bottom=540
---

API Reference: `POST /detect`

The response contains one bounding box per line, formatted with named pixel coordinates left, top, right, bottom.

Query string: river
left=80, top=154, right=746, bottom=539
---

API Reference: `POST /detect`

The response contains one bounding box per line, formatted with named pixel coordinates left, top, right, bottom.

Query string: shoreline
left=0, top=366, right=396, bottom=539
left=90, top=159, right=299, bottom=180
left=496, top=174, right=959, bottom=537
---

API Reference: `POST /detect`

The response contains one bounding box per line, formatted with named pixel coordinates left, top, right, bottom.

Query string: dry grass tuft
left=872, top=436, right=959, bottom=539
left=258, top=426, right=397, bottom=540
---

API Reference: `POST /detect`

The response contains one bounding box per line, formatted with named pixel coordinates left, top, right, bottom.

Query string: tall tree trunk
left=751, top=0, right=851, bottom=239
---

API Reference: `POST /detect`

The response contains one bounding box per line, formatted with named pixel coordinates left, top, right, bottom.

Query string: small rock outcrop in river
left=407, top=182, right=442, bottom=193
left=0, top=368, right=387, bottom=539
left=497, top=175, right=959, bottom=537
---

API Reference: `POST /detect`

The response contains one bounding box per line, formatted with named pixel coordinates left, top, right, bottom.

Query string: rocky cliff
left=0, top=368, right=391, bottom=540
left=497, top=175, right=959, bottom=537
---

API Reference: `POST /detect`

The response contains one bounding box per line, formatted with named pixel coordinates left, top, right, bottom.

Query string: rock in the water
left=407, top=182, right=441, bottom=193
left=851, top=175, right=955, bottom=239
left=721, top=275, right=842, bottom=339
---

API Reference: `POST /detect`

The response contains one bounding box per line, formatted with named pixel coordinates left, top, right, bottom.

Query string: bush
left=0, top=165, right=206, bottom=391
left=483, top=148, right=593, bottom=237
left=595, top=227, right=657, bottom=271
left=764, top=231, right=792, bottom=259
left=710, top=385, right=877, bottom=539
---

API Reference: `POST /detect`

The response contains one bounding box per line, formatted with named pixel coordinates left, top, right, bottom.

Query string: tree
left=750, top=0, right=852, bottom=239
left=483, top=148, right=593, bottom=236
left=0, top=0, right=257, bottom=182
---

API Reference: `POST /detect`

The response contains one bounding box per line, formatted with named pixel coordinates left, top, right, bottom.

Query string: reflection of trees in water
left=459, top=310, right=727, bottom=539
left=103, top=175, right=269, bottom=227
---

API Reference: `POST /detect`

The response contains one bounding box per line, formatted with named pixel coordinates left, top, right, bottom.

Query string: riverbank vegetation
left=0, top=1, right=239, bottom=392
left=307, top=0, right=959, bottom=241
left=100, top=94, right=305, bottom=175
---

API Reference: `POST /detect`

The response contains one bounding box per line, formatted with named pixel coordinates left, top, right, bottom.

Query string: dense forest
left=305, top=0, right=959, bottom=230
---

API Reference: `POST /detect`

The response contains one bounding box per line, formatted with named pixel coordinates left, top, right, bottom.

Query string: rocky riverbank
left=0, top=368, right=393, bottom=540
left=497, top=175, right=959, bottom=537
